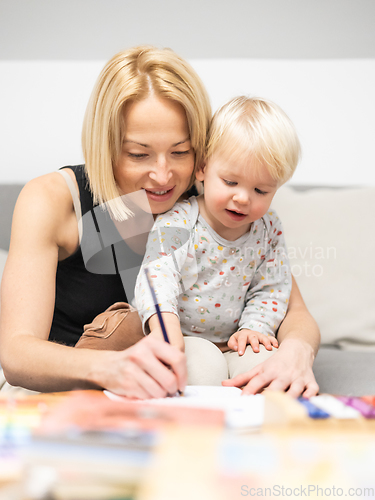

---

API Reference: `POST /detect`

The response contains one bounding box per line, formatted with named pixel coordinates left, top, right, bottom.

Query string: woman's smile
left=144, top=186, right=176, bottom=202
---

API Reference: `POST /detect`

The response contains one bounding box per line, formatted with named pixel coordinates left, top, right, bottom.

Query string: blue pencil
left=144, top=267, right=170, bottom=344
left=144, top=267, right=183, bottom=397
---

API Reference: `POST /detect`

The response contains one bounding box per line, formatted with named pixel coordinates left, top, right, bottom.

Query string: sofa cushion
left=0, top=249, right=8, bottom=318
left=0, top=184, right=24, bottom=251
left=272, top=186, right=375, bottom=350
left=313, top=347, right=375, bottom=396
left=0, top=249, right=7, bottom=286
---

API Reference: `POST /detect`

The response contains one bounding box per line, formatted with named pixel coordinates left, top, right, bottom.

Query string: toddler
left=135, top=96, right=301, bottom=384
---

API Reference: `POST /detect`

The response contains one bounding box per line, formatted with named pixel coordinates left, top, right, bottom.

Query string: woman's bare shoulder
left=17, top=171, right=73, bottom=208
left=11, top=171, right=77, bottom=251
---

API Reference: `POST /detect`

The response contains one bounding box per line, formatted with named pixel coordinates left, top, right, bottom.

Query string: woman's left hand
left=222, top=337, right=319, bottom=398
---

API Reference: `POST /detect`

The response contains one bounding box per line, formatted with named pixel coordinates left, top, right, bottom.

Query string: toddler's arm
left=148, top=312, right=185, bottom=352
left=135, top=200, right=195, bottom=342
left=237, top=212, right=291, bottom=339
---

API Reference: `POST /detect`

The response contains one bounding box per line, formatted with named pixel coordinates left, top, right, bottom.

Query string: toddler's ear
left=195, top=163, right=206, bottom=182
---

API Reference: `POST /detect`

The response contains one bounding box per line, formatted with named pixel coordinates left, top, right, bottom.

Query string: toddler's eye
left=255, top=188, right=267, bottom=195
left=224, top=179, right=237, bottom=186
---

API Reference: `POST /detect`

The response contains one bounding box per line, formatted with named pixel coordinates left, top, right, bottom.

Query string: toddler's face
left=196, top=153, right=278, bottom=240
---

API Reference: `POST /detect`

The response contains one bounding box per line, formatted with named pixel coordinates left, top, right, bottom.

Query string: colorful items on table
left=361, top=395, right=375, bottom=407
left=297, top=394, right=375, bottom=419
left=297, top=397, right=330, bottom=419
left=337, top=396, right=375, bottom=418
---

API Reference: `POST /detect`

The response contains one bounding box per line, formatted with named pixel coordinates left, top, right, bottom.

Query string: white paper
left=104, top=386, right=264, bottom=429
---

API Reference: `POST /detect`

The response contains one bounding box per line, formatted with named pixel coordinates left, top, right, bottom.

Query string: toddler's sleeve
left=135, top=202, right=197, bottom=333
left=238, top=212, right=291, bottom=337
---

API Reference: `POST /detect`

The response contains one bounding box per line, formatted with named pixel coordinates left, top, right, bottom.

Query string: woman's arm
left=222, top=275, right=320, bottom=397
left=0, top=174, right=186, bottom=397
left=276, top=274, right=320, bottom=353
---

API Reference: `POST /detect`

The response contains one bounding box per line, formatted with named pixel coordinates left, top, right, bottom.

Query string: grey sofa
left=1, top=184, right=374, bottom=396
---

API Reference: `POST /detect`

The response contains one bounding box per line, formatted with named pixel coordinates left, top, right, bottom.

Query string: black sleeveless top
left=49, top=165, right=132, bottom=346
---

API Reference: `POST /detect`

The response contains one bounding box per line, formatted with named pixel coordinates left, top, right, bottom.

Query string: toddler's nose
left=233, top=190, right=250, bottom=205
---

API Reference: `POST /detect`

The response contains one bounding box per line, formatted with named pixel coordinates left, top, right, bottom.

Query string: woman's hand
left=222, top=337, right=318, bottom=397
left=95, top=335, right=187, bottom=399
left=222, top=275, right=320, bottom=398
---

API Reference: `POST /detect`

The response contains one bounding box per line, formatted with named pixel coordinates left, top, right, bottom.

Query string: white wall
left=1, top=59, right=374, bottom=186
left=2, top=0, right=374, bottom=60
left=1, top=0, right=374, bottom=186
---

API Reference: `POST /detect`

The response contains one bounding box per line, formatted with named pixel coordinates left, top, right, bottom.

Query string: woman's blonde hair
left=82, top=45, right=211, bottom=220
left=206, top=96, right=301, bottom=184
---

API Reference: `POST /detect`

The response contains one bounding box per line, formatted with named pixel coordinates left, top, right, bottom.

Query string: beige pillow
left=0, top=249, right=8, bottom=315
left=272, top=186, right=375, bottom=350
left=0, top=249, right=8, bottom=285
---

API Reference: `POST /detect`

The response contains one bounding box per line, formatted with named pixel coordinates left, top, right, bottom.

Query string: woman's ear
left=195, top=163, right=205, bottom=182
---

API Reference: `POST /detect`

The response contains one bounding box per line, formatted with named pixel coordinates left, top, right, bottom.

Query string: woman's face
left=114, top=96, right=195, bottom=214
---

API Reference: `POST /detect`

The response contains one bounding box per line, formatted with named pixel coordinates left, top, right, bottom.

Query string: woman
left=0, top=46, right=319, bottom=398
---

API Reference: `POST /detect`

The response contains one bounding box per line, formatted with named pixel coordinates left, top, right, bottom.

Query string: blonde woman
left=0, top=46, right=319, bottom=398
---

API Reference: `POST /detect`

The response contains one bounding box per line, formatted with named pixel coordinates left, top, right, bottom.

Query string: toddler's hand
left=227, top=329, right=278, bottom=355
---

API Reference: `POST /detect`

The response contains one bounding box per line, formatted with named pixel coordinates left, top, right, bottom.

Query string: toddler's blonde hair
left=206, top=96, right=301, bottom=184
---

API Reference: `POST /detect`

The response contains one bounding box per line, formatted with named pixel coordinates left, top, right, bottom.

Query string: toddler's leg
left=224, top=345, right=277, bottom=379
left=75, top=302, right=144, bottom=351
left=184, top=337, right=228, bottom=386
